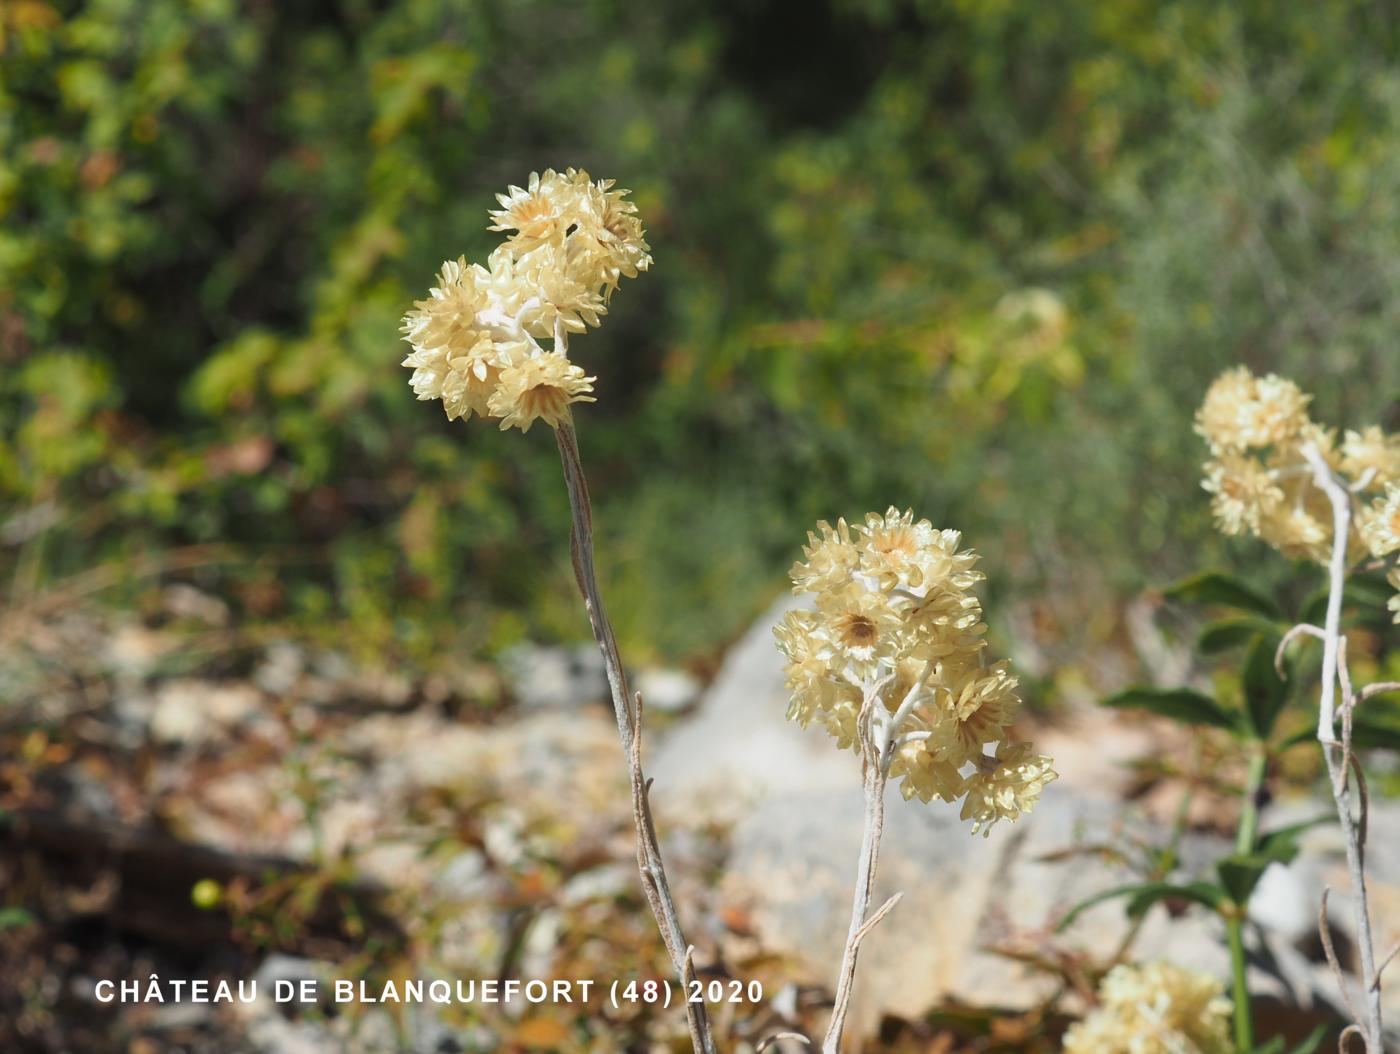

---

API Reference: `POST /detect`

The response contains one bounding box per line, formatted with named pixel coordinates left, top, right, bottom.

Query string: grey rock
left=433, top=849, right=492, bottom=900
left=500, top=643, right=607, bottom=709
left=680, top=595, right=1400, bottom=1037
left=162, top=583, right=230, bottom=627
left=652, top=594, right=851, bottom=821
left=243, top=1016, right=342, bottom=1054
left=148, top=1001, right=216, bottom=1030
left=559, top=863, right=632, bottom=905
left=722, top=781, right=1003, bottom=1036
left=634, top=666, right=702, bottom=712
left=724, top=787, right=1256, bottom=1029
left=150, top=679, right=261, bottom=745
left=255, top=641, right=305, bottom=695
left=1249, top=862, right=1314, bottom=944
left=251, top=954, right=326, bottom=993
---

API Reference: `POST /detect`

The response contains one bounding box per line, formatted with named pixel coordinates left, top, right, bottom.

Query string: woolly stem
left=822, top=745, right=888, bottom=1054
left=554, top=417, right=716, bottom=1054
left=1300, top=442, right=1384, bottom=1053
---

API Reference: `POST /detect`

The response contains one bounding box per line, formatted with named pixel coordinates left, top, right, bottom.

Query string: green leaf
left=1056, top=881, right=1224, bottom=932
left=1300, top=588, right=1330, bottom=626
left=1124, top=880, right=1226, bottom=917
left=1243, top=634, right=1289, bottom=739
left=0, top=907, right=34, bottom=931
left=1276, top=725, right=1317, bottom=751
left=1251, top=1038, right=1286, bottom=1054
left=1286, top=1024, right=1329, bottom=1054
left=1102, top=687, right=1239, bottom=731
left=1196, top=618, right=1267, bottom=655
left=1351, top=711, right=1400, bottom=752
left=1164, top=571, right=1282, bottom=620
left=1257, top=816, right=1331, bottom=862
left=1217, top=854, right=1271, bottom=904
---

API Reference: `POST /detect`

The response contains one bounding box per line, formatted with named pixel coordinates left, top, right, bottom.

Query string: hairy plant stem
left=1301, top=443, right=1384, bottom=1053
left=1228, top=746, right=1267, bottom=1052
left=554, top=417, right=716, bottom=1054
left=821, top=683, right=907, bottom=1054
left=823, top=751, right=887, bottom=1054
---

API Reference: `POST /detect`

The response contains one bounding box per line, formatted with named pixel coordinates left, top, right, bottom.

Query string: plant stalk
left=1302, top=443, right=1384, bottom=1053
left=1226, top=916, right=1252, bottom=1053
left=823, top=751, right=887, bottom=1054
left=1228, top=746, right=1267, bottom=1052
left=1236, top=746, right=1266, bottom=856
left=821, top=684, right=910, bottom=1054
left=554, top=418, right=716, bottom=1054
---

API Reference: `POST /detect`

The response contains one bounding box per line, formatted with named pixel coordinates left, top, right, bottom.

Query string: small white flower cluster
left=773, top=509, right=1056, bottom=834
left=1197, top=366, right=1400, bottom=620
left=401, top=169, right=652, bottom=431
left=1063, top=961, right=1233, bottom=1054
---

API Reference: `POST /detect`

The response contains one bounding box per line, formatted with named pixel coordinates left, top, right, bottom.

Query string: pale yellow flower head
left=1202, top=453, right=1283, bottom=536
left=488, top=353, right=595, bottom=433
left=775, top=509, right=1055, bottom=832
left=1194, top=366, right=1311, bottom=455
left=1361, top=484, right=1400, bottom=559
left=1196, top=367, right=1395, bottom=567
left=487, top=168, right=585, bottom=248
left=401, top=169, right=650, bottom=428
left=957, top=742, right=1056, bottom=837
left=1063, top=961, right=1232, bottom=1054
left=1342, top=425, right=1400, bottom=487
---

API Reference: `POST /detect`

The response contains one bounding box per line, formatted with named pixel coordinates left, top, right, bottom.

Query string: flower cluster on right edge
left=773, top=508, right=1056, bottom=834
left=1062, top=962, right=1233, bottom=1054
left=1196, top=365, right=1400, bottom=620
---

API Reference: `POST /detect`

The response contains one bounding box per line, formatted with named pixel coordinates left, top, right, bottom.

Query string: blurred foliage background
left=4, top=0, right=1400, bottom=672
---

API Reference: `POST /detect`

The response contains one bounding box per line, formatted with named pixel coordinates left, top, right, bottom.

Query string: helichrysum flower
left=401, top=168, right=650, bottom=427
left=774, top=508, right=1055, bottom=834
left=1360, top=484, right=1400, bottom=559
left=1063, top=961, right=1232, bottom=1054
left=1202, top=453, right=1283, bottom=536
left=1196, top=367, right=1399, bottom=571
left=1342, top=425, right=1400, bottom=485
left=1194, top=366, right=1311, bottom=454
left=957, top=742, right=1058, bottom=834
left=488, top=353, right=595, bottom=433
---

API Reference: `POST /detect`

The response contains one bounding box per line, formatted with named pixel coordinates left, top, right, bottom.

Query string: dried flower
left=957, top=742, right=1057, bottom=835
left=1202, top=453, right=1283, bottom=536
left=402, top=169, right=650, bottom=428
left=1342, top=425, right=1400, bottom=486
left=1360, top=484, right=1400, bottom=559
left=1194, top=366, right=1311, bottom=455
left=488, top=353, right=596, bottom=432
left=774, top=508, right=1055, bottom=833
left=1063, top=961, right=1233, bottom=1054
left=1196, top=367, right=1396, bottom=569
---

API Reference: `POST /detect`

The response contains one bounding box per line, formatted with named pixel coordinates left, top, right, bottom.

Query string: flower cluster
left=1196, top=366, right=1400, bottom=620
left=1062, top=961, right=1232, bottom=1054
left=401, top=169, right=652, bottom=431
left=773, top=509, right=1056, bottom=834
